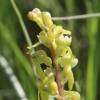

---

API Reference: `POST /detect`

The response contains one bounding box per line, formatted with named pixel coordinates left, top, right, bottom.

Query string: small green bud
left=49, top=81, right=58, bottom=95
left=27, top=11, right=42, bottom=23
left=43, top=81, right=58, bottom=95
left=27, top=11, right=47, bottom=31
left=42, top=12, right=53, bottom=28
left=32, top=8, right=42, bottom=20
left=63, top=91, right=81, bottom=100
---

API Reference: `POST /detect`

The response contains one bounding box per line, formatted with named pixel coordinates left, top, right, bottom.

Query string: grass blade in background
left=0, top=55, right=28, bottom=100
left=85, top=0, right=100, bottom=100
left=0, top=23, right=37, bottom=100
left=10, top=0, right=32, bottom=47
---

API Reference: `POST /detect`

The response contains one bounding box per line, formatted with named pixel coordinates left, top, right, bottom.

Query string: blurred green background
left=0, top=0, right=100, bottom=100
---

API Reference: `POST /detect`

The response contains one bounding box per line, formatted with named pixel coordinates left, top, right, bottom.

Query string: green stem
left=50, top=44, right=63, bottom=100
left=10, top=0, right=32, bottom=46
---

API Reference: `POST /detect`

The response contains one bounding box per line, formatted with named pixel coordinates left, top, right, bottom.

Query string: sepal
left=31, top=50, right=52, bottom=67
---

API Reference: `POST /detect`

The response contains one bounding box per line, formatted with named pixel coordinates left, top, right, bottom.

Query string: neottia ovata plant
left=27, top=8, right=81, bottom=100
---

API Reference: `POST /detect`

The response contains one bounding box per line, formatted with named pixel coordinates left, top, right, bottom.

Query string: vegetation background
left=0, top=0, right=100, bottom=100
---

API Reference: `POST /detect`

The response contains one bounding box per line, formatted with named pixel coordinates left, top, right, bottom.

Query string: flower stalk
left=27, top=8, right=81, bottom=100
left=50, top=43, right=63, bottom=98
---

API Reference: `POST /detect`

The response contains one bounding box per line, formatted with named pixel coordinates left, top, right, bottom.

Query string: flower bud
left=43, top=81, right=58, bottom=95
left=27, top=11, right=41, bottom=23
left=42, top=12, right=53, bottom=28
left=27, top=11, right=46, bottom=31
left=63, top=91, right=81, bottom=100
left=49, top=81, right=58, bottom=94
left=32, top=8, right=42, bottom=20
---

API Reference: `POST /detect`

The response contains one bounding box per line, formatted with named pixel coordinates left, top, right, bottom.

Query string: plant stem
left=50, top=43, right=63, bottom=100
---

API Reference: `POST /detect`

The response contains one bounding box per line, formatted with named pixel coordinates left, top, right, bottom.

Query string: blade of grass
left=10, top=0, right=33, bottom=47
left=0, top=22, right=37, bottom=88
left=0, top=22, right=37, bottom=99
left=85, top=0, right=99, bottom=99
left=0, top=55, right=28, bottom=100
left=86, top=8, right=98, bottom=100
